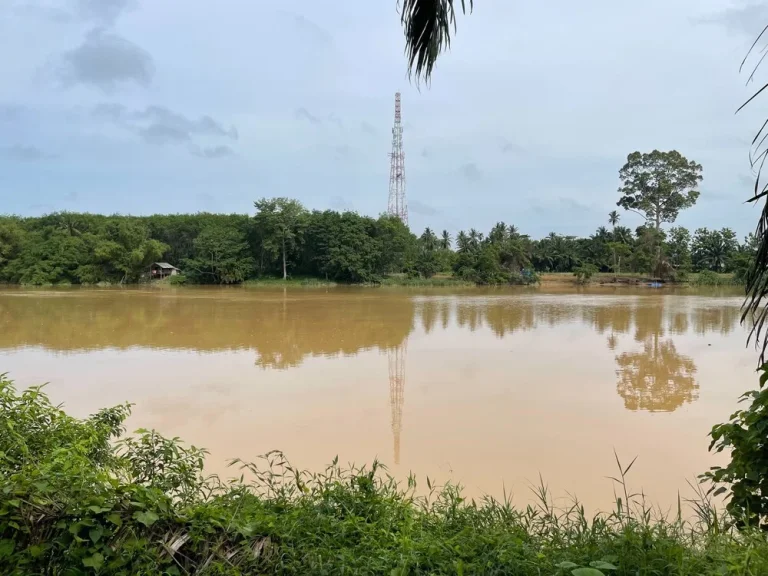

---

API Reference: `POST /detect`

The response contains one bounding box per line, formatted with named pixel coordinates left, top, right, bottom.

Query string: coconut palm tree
left=489, top=222, right=507, bottom=244
left=441, top=230, right=451, bottom=250
left=738, top=32, right=768, bottom=359
left=456, top=231, right=470, bottom=253
left=401, top=0, right=473, bottom=82
left=420, top=227, right=438, bottom=251
left=609, top=210, right=620, bottom=228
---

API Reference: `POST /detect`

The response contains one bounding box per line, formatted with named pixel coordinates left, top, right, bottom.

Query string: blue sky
left=0, top=0, right=766, bottom=238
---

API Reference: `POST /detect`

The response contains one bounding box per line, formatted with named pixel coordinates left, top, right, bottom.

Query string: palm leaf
left=400, top=0, right=473, bottom=83
left=740, top=26, right=768, bottom=362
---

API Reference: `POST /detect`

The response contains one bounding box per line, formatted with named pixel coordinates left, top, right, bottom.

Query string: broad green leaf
left=556, top=562, right=579, bottom=569
left=589, top=561, right=618, bottom=571
left=572, top=569, right=605, bottom=576
left=106, top=513, right=122, bottom=527
left=89, top=525, right=103, bottom=543
left=0, top=539, right=15, bottom=558
left=29, top=544, right=48, bottom=558
left=82, top=552, right=104, bottom=570
left=133, top=510, right=159, bottom=527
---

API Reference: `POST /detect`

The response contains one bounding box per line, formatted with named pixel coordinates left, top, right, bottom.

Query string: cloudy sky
left=1, top=0, right=767, bottom=238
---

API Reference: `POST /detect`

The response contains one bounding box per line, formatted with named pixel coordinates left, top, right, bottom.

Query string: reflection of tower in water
left=388, top=342, right=406, bottom=465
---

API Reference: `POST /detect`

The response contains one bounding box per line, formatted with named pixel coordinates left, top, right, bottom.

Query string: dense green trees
left=0, top=199, right=753, bottom=286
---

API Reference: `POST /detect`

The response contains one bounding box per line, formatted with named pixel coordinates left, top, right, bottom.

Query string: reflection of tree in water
left=0, top=291, right=415, bottom=370
left=615, top=336, right=698, bottom=412
left=669, top=312, right=689, bottom=335
left=419, top=301, right=438, bottom=334
left=484, top=303, right=536, bottom=338
left=440, top=301, right=451, bottom=330
left=616, top=304, right=697, bottom=412
left=455, top=303, right=483, bottom=332
left=692, top=306, right=739, bottom=336
left=585, top=304, right=632, bottom=336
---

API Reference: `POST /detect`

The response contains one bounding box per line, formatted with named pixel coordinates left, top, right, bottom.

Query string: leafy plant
left=702, top=363, right=768, bottom=530
left=573, top=263, right=598, bottom=284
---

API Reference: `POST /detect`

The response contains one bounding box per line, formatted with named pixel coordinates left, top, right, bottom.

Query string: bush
left=701, top=363, right=768, bottom=529
left=509, top=269, right=540, bottom=286
left=169, top=273, right=187, bottom=286
left=693, top=270, right=738, bottom=286
left=3, top=374, right=768, bottom=575
left=573, top=263, right=598, bottom=284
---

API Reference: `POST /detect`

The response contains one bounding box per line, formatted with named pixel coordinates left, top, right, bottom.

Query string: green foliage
left=168, top=273, right=187, bottom=286
left=253, top=197, right=307, bottom=280
left=183, top=226, right=254, bottom=284
left=693, top=270, right=738, bottom=286
left=0, top=197, right=754, bottom=287
left=617, top=150, right=703, bottom=230
left=702, top=364, right=768, bottom=530
left=666, top=226, right=692, bottom=272
left=4, top=374, right=768, bottom=575
left=573, top=263, right=598, bottom=284
left=692, top=228, right=739, bottom=272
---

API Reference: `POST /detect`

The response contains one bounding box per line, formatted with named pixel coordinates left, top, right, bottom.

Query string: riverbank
left=2, top=374, right=767, bottom=575
left=539, top=272, right=739, bottom=287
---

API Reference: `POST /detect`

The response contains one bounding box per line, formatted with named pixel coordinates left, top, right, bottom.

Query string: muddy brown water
left=0, top=285, right=755, bottom=511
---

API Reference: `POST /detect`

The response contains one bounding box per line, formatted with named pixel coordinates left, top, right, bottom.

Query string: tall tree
left=617, top=150, right=703, bottom=231
left=666, top=227, right=692, bottom=272
left=183, top=226, right=254, bottom=284
left=253, top=198, right=306, bottom=279
left=608, top=210, right=620, bottom=227
left=440, top=230, right=451, bottom=250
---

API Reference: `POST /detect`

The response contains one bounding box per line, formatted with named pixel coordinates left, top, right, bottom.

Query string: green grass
left=688, top=271, right=740, bottom=286
left=242, top=276, right=338, bottom=287
left=379, top=274, right=476, bottom=287
left=2, top=374, right=768, bottom=575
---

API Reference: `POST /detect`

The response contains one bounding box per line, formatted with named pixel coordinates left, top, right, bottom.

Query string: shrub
left=701, top=363, right=768, bottom=529
left=3, top=374, right=768, bottom=575
left=169, top=273, right=187, bottom=286
left=573, top=263, right=598, bottom=284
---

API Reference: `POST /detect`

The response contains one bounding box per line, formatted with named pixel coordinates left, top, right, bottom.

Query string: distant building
left=149, top=262, right=181, bottom=279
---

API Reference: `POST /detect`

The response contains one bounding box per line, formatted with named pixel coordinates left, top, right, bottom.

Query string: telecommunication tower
left=387, top=92, right=408, bottom=224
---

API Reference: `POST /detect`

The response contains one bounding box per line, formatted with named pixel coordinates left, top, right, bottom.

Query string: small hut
left=149, top=262, right=181, bottom=279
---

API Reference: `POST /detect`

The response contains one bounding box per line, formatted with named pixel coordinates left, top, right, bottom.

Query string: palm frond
left=740, top=26, right=768, bottom=362
left=399, top=0, right=473, bottom=83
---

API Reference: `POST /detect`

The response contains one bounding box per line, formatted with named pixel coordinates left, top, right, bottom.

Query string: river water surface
left=0, top=286, right=755, bottom=511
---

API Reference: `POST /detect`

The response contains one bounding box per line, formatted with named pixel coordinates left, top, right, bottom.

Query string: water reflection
left=616, top=337, right=698, bottom=412
left=0, top=287, right=752, bottom=510
left=388, top=343, right=407, bottom=464
left=0, top=288, right=744, bottom=423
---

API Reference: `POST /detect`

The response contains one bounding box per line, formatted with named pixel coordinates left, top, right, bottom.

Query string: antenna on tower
left=388, top=92, right=408, bottom=224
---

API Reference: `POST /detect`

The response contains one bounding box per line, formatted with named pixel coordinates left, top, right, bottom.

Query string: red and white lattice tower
left=387, top=92, right=408, bottom=224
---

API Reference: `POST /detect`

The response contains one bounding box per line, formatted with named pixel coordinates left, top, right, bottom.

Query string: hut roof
left=153, top=262, right=179, bottom=270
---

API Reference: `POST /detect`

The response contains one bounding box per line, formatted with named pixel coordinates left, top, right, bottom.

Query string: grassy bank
left=540, top=272, right=740, bottom=287
left=378, top=273, right=477, bottom=287
left=2, top=375, right=768, bottom=575
left=242, top=277, right=338, bottom=287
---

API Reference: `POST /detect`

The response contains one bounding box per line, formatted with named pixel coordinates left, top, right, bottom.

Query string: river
left=0, top=285, right=755, bottom=511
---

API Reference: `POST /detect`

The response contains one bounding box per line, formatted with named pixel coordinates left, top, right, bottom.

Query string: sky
left=1, top=0, right=767, bottom=239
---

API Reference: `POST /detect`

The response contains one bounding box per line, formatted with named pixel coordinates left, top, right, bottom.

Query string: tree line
left=0, top=151, right=753, bottom=286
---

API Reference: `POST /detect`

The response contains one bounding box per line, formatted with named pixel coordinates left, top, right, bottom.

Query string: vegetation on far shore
left=2, top=372, right=768, bottom=575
